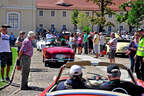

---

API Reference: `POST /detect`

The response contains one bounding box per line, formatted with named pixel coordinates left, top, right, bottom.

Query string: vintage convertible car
left=39, top=61, right=144, bottom=96
left=106, top=40, right=130, bottom=55
left=42, top=44, right=75, bottom=67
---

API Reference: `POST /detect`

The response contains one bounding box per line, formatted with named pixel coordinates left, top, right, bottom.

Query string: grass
left=0, top=48, right=18, bottom=87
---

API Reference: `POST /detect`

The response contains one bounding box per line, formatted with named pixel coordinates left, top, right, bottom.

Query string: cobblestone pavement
left=0, top=49, right=130, bottom=96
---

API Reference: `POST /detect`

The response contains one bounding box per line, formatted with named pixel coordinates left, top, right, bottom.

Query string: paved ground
left=0, top=49, right=130, bottom=96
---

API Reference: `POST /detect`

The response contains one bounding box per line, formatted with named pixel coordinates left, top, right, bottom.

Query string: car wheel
left=44, top=61, right=49, bottom=67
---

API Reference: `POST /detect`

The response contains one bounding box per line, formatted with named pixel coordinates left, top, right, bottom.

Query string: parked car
left=42, top=43, right=75, bottom=67
left=39, top=61, right=144, bottom=96
left=36, top=39, right=51, bottom=51
left=106, top=40, right=130, bottom=55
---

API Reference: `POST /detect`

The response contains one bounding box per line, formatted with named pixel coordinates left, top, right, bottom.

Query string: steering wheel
left=112, top=87, right=128, bottom=94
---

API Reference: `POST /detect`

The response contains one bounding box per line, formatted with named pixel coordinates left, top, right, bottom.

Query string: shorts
left=0, top=52, right=12, bottom=67
left=77, top=43, right=82, bottom=47
left=93, top=44, right=99, bottom=54
left=108, top=50, right=116, bottom=59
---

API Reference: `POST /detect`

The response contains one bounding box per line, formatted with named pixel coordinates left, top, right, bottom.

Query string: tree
left=116, top=0, right=144, bottom=32
left=77, top=12, right=90, bottom=32
left=87, top=0, right=115, bottom=32
left=71, top=9, right=79, bottom=32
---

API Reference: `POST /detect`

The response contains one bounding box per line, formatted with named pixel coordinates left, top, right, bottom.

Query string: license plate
left=58, top=58, right=64, bottom=62
left=56, top=54, right=66, bottom=58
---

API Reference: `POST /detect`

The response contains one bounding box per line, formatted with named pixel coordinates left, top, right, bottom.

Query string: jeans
left=129, top=55, right=135, bottom=72
left=135, top=56, right=144, bottom=81
left=84, top=42, right=88, bottom=54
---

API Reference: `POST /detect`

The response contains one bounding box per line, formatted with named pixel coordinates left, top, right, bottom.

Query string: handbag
left=126, top=49, right=131, bottom=55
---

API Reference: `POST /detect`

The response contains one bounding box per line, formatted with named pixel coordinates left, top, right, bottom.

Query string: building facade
left=0, top=0, right=36, bottom=36
left=0, top=0, right=143, bottom=36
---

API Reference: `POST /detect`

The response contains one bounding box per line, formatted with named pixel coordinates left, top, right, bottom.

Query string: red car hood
left=45, top=47, right=74, bottom=54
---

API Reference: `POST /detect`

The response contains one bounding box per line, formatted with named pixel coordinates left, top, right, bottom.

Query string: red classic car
left=39, top=61, right=144, bottom=96
left=43, top=46, right=75, bottom=67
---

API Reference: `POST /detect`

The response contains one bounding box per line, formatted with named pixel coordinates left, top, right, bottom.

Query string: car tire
left=44, top=61, right=49, bottom=67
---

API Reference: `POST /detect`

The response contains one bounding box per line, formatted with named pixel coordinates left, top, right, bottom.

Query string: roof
left=36, top=0, right=131, bottom=11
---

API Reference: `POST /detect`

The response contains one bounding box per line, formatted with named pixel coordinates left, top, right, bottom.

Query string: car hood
left=45, top=47, right=74, bottom=54
left=117, top=42, right=129, bottom=49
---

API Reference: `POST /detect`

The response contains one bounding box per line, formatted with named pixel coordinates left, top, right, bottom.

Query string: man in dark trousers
left=135, top=28, right=144, bottom=81
left=18, top=31, right=35, bottom=90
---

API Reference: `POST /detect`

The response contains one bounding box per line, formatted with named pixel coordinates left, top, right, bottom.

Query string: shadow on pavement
left=11, top=83, right=20, bottom=88
left=30, top=68, right=48, bottom=72
left=115, top=54, right=129, bottom=58
left=30, top=86, right=45, bottom=91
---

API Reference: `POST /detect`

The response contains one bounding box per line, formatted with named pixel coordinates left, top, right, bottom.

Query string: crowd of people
left=1, top=23, right=144, bottom=94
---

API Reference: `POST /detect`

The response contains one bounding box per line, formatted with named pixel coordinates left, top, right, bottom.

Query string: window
left=108, top=14, right=112, bottom=18
left=120, top=26, right=123, bottom=32
left=7, top=12, right=20, bottom=29
left=51, top=11, right=55, bottom=16
left=51, top=24, right=55, bottom=28
left=108, top=26, right=112, bottom=32
left=63, top=11, right=67, bottom=17
left=85, top=12, right=89, bottom=16
left=50, top=24, right=56, bottom=32
left=39, top=24, right=43, bottom=27
left=61, top=25, right=67, bottom=31
left=39, top=10, right=43, bottom=16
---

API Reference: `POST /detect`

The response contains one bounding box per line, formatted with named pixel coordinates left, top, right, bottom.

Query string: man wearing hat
left=57, top=65, right=88, bottom=90
left=135, top=28, right=144, bottom=81
left=100, top=64, right=144, bottom=96
left=15, top=31, right=25, bottom=54
left=0, top=24, right=12, bottom=82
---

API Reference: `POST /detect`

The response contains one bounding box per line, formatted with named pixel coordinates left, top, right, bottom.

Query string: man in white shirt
left=0, top=24, right=12, bottom=82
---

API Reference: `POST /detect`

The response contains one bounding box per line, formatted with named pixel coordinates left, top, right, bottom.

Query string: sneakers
left=6, top=77, right=10, bottom=83
left=1, top=77, right=10, bottom=82
left=1, top=78, right=5, bottom=82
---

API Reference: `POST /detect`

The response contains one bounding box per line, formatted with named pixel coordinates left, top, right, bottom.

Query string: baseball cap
left=69, top=65, right=82, bottom=76
left=1, top=24, right=11, bottom=28
left=107, top=64, right=120, bottom=74
left=19, top=31, right=25, bottom=34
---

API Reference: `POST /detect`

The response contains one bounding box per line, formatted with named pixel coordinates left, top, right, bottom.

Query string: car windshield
left=58, top=64, right=131, bottom=88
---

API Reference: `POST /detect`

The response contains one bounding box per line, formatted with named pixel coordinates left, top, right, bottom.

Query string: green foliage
left=0, top=48, right=18, bottom=86
left=77, top=12, right=89, bottom=30
left=87, top=0, right=115, bottom=32
left=71, top=9, right=79, bottom=25
left=82, top=25, right=91, bottom=34
left=116, top=0, right=144, bottom=29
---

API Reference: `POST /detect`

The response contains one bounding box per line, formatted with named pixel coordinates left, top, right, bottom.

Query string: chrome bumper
left=44, top=58, right=74, bottom=62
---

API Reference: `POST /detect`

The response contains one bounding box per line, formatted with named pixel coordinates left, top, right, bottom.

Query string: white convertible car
left=36, top=39, right=51, bottom=51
